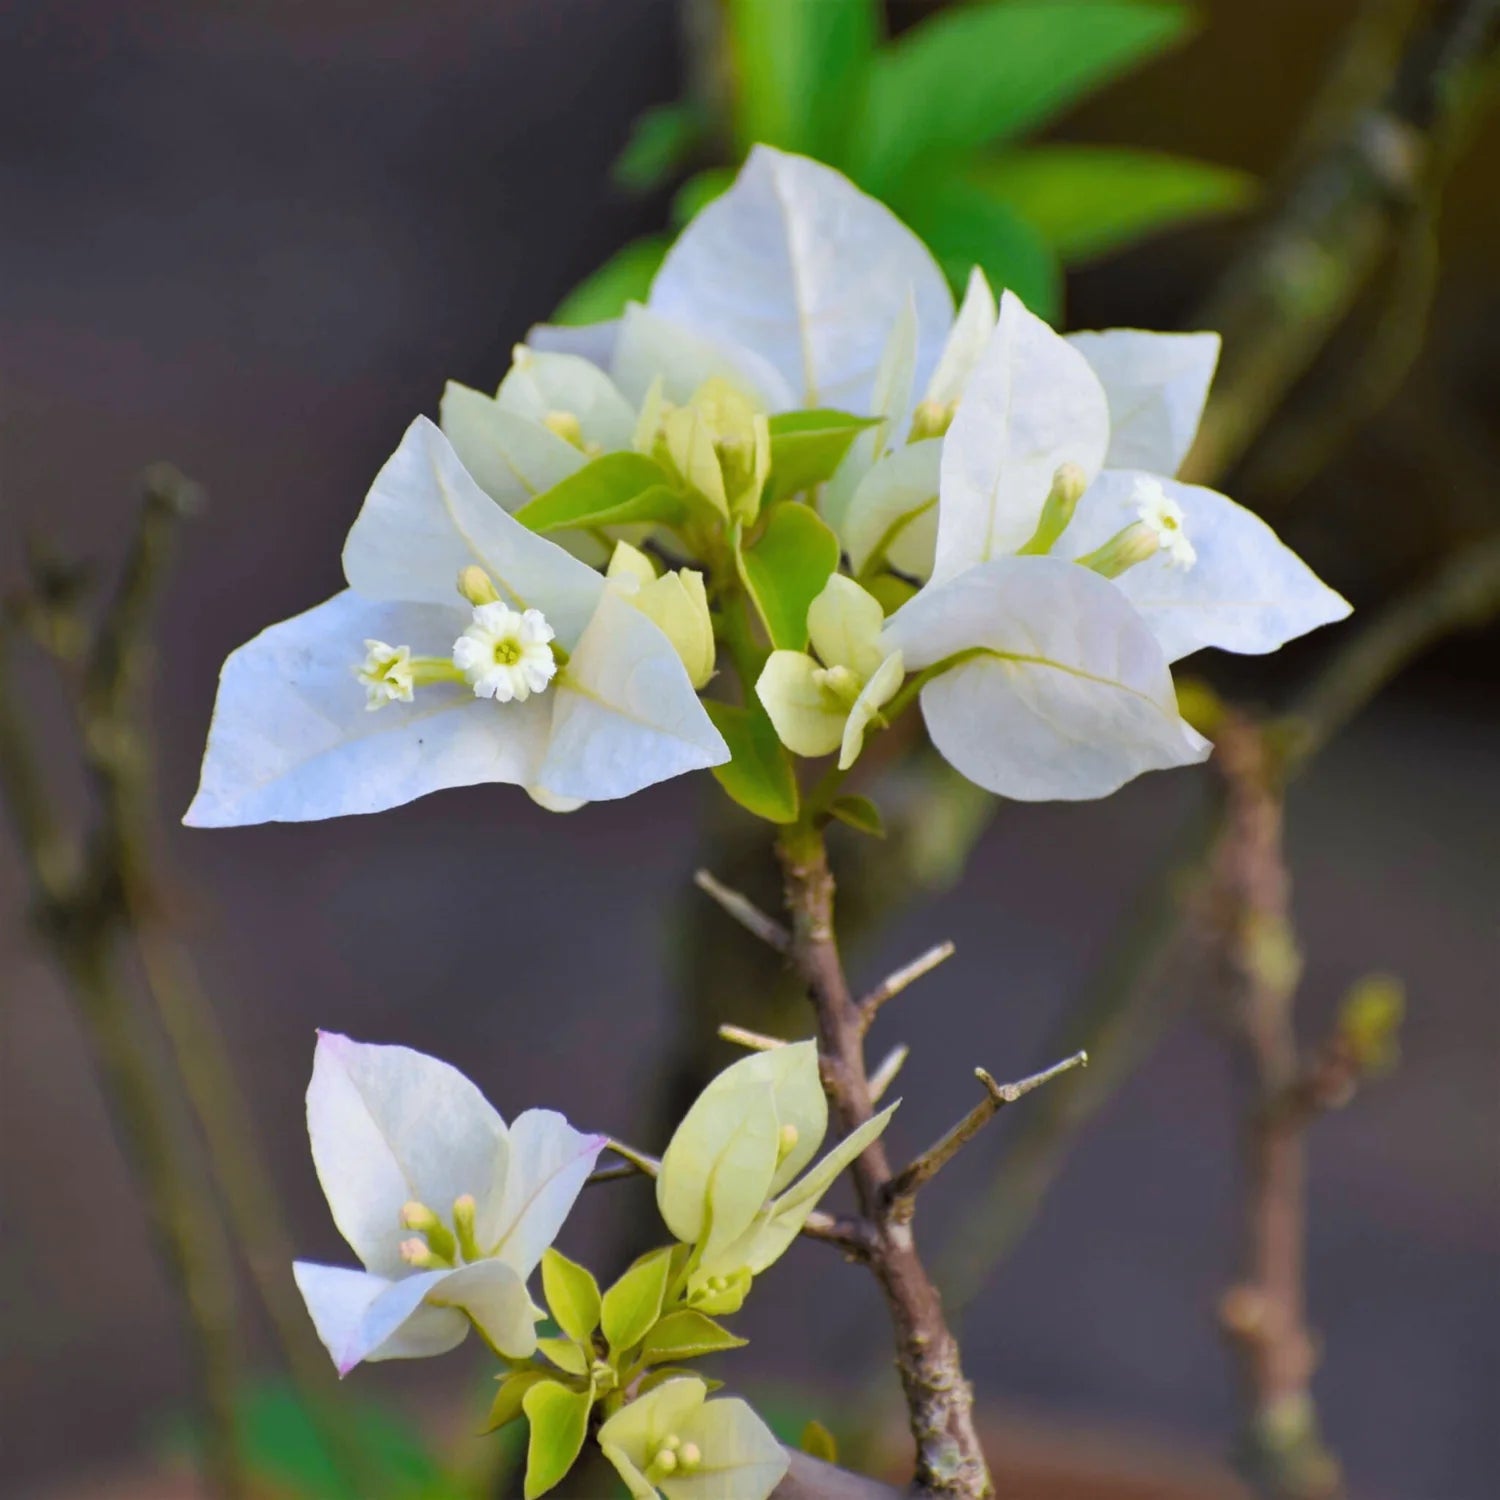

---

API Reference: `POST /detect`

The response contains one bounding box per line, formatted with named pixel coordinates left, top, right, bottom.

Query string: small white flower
left=355, top=640, right=414, bottom=709
left=1132, top=476, right=1197, bottom=571
left=452, top=603, right=558, bottom=702
left=293, top=1032, right=606, bottom=1375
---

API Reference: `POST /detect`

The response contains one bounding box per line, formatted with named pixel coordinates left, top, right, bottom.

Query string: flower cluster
left=186, top=145, right=1347, bottom=830
left=294, top=1034, right=892, bottom=1499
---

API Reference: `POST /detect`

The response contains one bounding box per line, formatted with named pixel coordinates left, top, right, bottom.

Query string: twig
left=868, top=1043, right=909, bottom=1105
left=858, top=941, right=955, bottom=1035
left=694, top=866, right=791, bottom=952
left=884, top=1055, right=1087, bottom=1212
left=718, top=1021, right=789, bottom=1050
left=1210, top=716, right=1343, bottom=1499
left=776, top=823, right=991, bottom=1500
left=1183, top=0, right=1500, bottom=484
left=0, top=474, right=246, bottom=1499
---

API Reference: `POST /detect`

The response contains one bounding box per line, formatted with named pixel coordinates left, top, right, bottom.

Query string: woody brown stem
left=776, top=823, right=991, bottom=1500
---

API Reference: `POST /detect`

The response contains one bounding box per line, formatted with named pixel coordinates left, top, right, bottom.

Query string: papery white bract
left=293, top=1033, right=605, bottom=1374
left=184, top=418, right=727, bottom=825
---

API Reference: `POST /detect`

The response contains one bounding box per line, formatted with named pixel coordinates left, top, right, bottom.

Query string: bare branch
left=884, top=1053, right=1088, bottom=1211
left=868, top=1043, right=909, bottom=1105
left=718, top=1022, right=789, bottom=1051
left=858, top=940, right=954, bottom=1034
left=694, top=867, right=791, bottom=952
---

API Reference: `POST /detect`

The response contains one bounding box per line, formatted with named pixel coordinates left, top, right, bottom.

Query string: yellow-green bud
left=1077, top=521, right=1160, bottom=579
left=452, top=1193, right=482, bottom=1263
left=457, top=566, right=501, bottom=607
left=1018, top=463, right=1088, bottom=556
left=777, top=1122, right=800, bottom=1158
left=679, top=1443, right=702, bottom=1471
left=909, top=397, right=956, bottom=441
left=542, top=409, right=585, bottom=449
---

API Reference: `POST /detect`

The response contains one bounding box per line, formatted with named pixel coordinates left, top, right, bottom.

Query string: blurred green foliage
left=558, top=0, right=1253, bottom=326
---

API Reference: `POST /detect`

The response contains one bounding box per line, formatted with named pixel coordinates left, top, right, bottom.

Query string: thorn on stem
left=693, top=868, right=790, bottom=953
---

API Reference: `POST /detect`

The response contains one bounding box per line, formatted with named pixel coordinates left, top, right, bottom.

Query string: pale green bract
left=598, top=1377, right=788, bottom=1500
left=291, top=1033, right=605, bottom=1374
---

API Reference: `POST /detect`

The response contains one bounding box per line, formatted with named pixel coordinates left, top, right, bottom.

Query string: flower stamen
left=452, top=603, right=558, bottom=703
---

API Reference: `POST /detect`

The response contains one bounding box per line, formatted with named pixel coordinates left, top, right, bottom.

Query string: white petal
left=821, top=290, right=919, bottom=533
left=755, top=651, right=846, bottom=759
left=839, top=651, right=904, bottom=771
left=342, top=417, right=604, bottom=645
left=842, top=438, right=942, bottom=580
left=183, top=591, right=551, bottom=827
left=885, top=558, right=1209, bottom=801
left=932, top=291, right=1110, bottom=584
left=648, top=145, right=953, bottom=410
left=1060, top=470, right=1352, bottom=662
left=438, top=382, right=585, bottom=510
left=293, top=1263, right=466, bottom=1374
left=427, top=1258, right=540, bottom=1360
left=610, top=303, right=795, bottom=413
left=488, top=1108, right=607, bottom=1279
left=1067, top=330, right=1220, bottom=475
left=539, top=588, right=729, bottom=802
left=525, top=319, right=620, bottom=369
left=807, top=574, right=886, bottom=679
left=924, top=266, right=998, bottom=407
left=674, top=1397, right=790, bottom=1500
left=305, top=1032, right=510, bottom=1277
left=496, top=349, right=638, bottom=452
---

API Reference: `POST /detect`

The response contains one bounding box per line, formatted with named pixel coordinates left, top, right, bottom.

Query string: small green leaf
left=726, top=0, right=877, bottom=162
left=974, top=145, right=1255, bottom=263
left=638, top=1366, right=725, bottom=1395
left=766, top=409, right=881, bottom=501
left=613, top=102, right=706, bottom=192
left=737, top=504, right=842, bottom=651
left=536, top=1337, right=590, bottom=1377
left=640, top=1310, right=749, bottom=1365
left=522, top=1380, right=593, bottom=1500
left=552, top=236, right=669, bottom=325
left=704, top=700, right=800, bottom=824
left=895, top=173, right=1061, bottom=318
left=486, top=1369, right=553, bottom=1433
left=800, top=1418, right=839, bottom=1463
left=601, top=1245, right=675, bottom=1354
left=541, top=1248, right=601, bottom=1344
left=865, top=573, right=918, bottom=615
left=671, top=167, right=736, bottom=229
left=828, top=794, right=886, bottom=839
left=513, top=452, right=686, bottom=534
left=853, top=1, right=1195, bottom=191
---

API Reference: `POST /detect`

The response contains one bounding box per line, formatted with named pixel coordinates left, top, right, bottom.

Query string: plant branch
left=694, top=865, right=791, bottom=952
left=859, top=941, right=955, bottom=1035
left=776, top=823, right=992, bottom=1500
left=885, top=1055, right=1088, bottom=1212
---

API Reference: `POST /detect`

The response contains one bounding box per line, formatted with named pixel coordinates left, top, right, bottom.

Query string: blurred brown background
left=1, top=2, right=1495, bottom=1497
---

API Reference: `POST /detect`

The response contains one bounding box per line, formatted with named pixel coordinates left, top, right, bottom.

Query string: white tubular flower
left=452, top=604, right=557, bottom=702
left=356, top=640, right=414, bottom=709
left=531, top=145, right=955, bottom=415
left=184, top=418, right=727, bottom=825
left=1131, top=476, right=1197, bottom=571
left=292, top=1033, right=605, bottom=1375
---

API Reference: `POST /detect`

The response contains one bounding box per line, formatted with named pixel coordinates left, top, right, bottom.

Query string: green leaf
left=613, top=102, right=706, bottom=192
left=601, top=1245, right=675, bottom=1354
left=522, top=1380, right=593, bottom=1500
left=552, top=236, right=669, bottom=325
left=853, top=1, right=1194, bottom=190
left=737, top=504, right=842, bottom=651
left=640, top=1310, right=749, bottom=1365
left=536, top=1337, right=590, bottom=1377
left=704, top=700, right=800, bottom=825
left=828, top=794, right=885, bottom=838
left=895, top=173, right=1062, bottom=319
left=671, top=166, right=737, bottom=229
left=766, top=409, right=881, bottom=501
left=487, top=1369, right=554, bottom=1433
left=541, top=1248, right=601, bottom=1344
left=972, top=145, right=1255, bottom=263
left=726, top=0, right=877, bottom=162
left=865, top=573, right=918, bottom=615
left=513, top=452, right=685, bottom=534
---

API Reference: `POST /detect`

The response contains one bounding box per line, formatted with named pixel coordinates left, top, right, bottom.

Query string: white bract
left=599, top=1376, right=788, bottom=1500
left=657, top=1042, right=896, bottom=1306
left=185, top=418, right=727, bottom=825
left=533, top=146, right=956, bottom=416
left=756, top=576, right=904, bottom=770
left=293, top=1033, right=605, bottom=1374
left=872, top=291, right=1351, bottom=801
